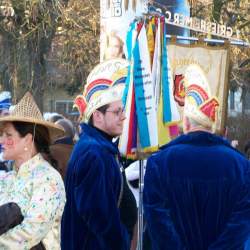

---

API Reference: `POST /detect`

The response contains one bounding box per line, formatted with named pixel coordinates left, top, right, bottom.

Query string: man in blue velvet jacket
left=61, top=59, right=130, bottom=250
left=143, top=64, right=250, bottom=250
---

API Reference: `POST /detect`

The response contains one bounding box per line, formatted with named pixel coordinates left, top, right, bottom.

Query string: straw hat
left=0, top=92, right=64, bottom=142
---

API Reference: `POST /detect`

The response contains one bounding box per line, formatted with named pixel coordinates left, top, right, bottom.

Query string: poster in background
left=167, top=43, right=230, bottom=133
left=151, top=0, right=190, bottom=39
left=100, top=0, right=148, bottom=61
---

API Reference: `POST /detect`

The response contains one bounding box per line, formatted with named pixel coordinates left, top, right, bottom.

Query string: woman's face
left=0, top=122, right=27, bottom=161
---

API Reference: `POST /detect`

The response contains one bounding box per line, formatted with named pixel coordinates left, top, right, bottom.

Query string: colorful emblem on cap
left=186, top=84, right=209, bottom=106
left=84, top=79, right=112, bottom=102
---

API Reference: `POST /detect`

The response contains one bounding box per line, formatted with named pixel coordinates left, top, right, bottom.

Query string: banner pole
left=165, top=34, right=250, bottom=47
left=138, top=158, right=144, bottom=250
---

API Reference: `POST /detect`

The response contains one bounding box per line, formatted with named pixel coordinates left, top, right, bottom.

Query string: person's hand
left=231, top=140, right=239, bottom=148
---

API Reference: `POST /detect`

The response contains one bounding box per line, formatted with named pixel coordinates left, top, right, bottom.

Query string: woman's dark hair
left=88, top=104, right=110, bottom=126
left=12, top=121, right=58, bottom=168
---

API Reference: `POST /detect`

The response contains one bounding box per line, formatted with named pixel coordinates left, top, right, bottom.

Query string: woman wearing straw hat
left=0, top=92, right=66, bottom=250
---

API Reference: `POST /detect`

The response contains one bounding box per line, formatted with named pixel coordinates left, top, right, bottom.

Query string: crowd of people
left=0, top=60, right=249, bottom=250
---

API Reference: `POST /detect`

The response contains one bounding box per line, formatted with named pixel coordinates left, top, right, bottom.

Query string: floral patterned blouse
left=0, top=153, right=66, bottom=250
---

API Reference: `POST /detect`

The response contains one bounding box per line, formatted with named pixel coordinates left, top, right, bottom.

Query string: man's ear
left=92, top=110, right=103, bottom=125
left=24, top=133, right=33, bottom=144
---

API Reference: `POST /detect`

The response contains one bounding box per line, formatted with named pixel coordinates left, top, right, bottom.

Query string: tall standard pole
left=138, top=159, right=145, bottom=250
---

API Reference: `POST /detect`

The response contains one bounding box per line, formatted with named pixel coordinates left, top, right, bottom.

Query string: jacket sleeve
left=74, top=150, right=129, bottom=250
left=209, top=162, right=250, bottom=250
left=0, top=202, right=23, bottom=236
left=143, top=157, right=185, bottom=250
left=0, top=172, right=66, bottom=250
left=0, top=171, right=16, bottom=204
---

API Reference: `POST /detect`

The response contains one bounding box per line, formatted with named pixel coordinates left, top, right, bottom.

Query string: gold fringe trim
left=124, top=0, right=129, bottom=11
left=120, top=145, right=159, bottom=160
left=132, top=0, right=136, bottom=11
left=123, top=153, right=138, bottom=160
left=142, top=145, right=159, bottom=154
left=188, top=0, right=196, bottom=6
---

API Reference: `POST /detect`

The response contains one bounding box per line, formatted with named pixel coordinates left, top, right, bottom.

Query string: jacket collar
left=161, top=131, right=241, bottom=155
left=80, top=123, right=119, bottom=155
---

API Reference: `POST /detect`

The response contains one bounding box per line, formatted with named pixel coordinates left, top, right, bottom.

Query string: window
left=229, top=90, right=235, bottom=110
left=245, top=90, right=250, bottom=110
left=55, top=100, right=74, bottom=114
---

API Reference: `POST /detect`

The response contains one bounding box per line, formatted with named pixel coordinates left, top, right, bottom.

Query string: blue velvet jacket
left=143, top=131, right=250, bottom=250
left=61, top=123, right=129, bottom=250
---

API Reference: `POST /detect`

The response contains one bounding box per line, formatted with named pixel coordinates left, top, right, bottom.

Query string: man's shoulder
left=75, top=134, right=103, bottom=152
left=148, top=136, right=232, bottom=163
left=148, top=136, right=249, bottom=174
left=147, top=146, right=174, bottom=166
left=67, top=140, right=103, bottom=174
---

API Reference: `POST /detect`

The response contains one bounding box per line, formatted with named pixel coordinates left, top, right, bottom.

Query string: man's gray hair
left=55, top=118, right=75, bottom=139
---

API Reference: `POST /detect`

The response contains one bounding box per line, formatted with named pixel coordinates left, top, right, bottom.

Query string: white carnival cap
left=74, top=58, right=129, bottom=122
left=184, top=64, right=220, bottom=128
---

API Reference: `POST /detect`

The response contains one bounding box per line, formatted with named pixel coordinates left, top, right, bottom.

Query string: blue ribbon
left=133, top=37, right=150, bottom=148
left=161, top=21, right=172, bottom=122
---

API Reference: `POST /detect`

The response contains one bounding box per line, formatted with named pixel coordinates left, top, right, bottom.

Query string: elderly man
left=143, top=64, right=250, bottom=250
left=61, top=59, right=131, bottom=250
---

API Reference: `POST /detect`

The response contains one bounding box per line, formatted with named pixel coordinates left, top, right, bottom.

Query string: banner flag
left=119, top=16, right=229, bottom=156
left=123, top=21, right=137, bottom=105
left=161, top=18, right=172, bottom=123
left=150, top=18, right=180, bottom=147
left=120, top=22, right=138, bottom=158
left=119, top=21, right=159, bottom=157
left=119, top=69, right=138, bottom=157
left=147, top=17, right=155, bottom=67
left=133, top=23, right=158, bottom=151
left=151, top=17, right=161, bottom=109
left=167, top=43, right=229, bottom=133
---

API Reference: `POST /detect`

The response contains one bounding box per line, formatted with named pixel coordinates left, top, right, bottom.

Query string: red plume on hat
left=73, top=95, right=87, bottom=119
left=200, top=98, right=219, bottom=122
